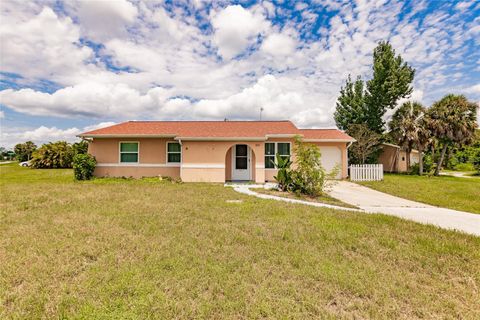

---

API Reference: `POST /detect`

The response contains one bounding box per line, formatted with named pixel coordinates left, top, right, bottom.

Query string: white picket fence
left=349, top=164, right=384, bottom=181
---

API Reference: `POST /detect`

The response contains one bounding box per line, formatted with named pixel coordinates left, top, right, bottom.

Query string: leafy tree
left=389, top=101, right=426, bottom=171
left=290, top=137, right=333, bottom=196
left=14, top=141, right=37, bottom=162
left=30, top=141, right=74, bottom=169
left=334, top=75, right=367, bottom=130
left=72, top=140, right=89, bottom=156
left=73, top=154, right=96, bottom=180
left=346, top=124, right=382, bottom=164
left=426, top=94, right=478, bottom=176
left=334, top=41, right=415, bottom=133
left=365, top=41, right=415, bottom=133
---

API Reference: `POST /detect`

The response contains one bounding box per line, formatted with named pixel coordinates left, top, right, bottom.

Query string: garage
left=318, top=146, right=342, bottom=179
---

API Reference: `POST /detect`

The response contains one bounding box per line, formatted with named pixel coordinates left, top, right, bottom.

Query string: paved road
left=327, top=181, right=480, bottom=237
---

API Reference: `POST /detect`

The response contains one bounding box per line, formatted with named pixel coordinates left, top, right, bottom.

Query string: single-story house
left=378, top=143, right=419, bottom=173
left=78, top=121, right=355, bottom=183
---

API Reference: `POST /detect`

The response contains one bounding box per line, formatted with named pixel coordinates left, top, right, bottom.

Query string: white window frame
left=119, top=141, right=139, bottom=164
left=264, top=142, right=291, bottom=170
left=166, top=141, right=182, bottom=164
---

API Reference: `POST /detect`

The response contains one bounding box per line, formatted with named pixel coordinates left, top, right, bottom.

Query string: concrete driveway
left=327, top=181, right=480, bottom=237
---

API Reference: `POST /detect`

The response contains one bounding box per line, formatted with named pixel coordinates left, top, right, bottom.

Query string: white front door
left=232, top=144, right=251, bottom=181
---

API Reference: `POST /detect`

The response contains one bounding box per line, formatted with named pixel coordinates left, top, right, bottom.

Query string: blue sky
left=0, top=0, right=479, bottom=148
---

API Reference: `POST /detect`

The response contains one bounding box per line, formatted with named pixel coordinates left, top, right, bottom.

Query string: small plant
left=73, top=154, right=96, bottom=180
left=273, top=153, right=292, bottom=191
left=473, top=150, right=480, bottom=175
left=290, top=137, right=328, bottom=197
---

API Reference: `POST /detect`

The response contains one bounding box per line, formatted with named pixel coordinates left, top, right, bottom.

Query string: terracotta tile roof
left=299, top=129, right=354, bottom=141
left=79, top=121, right=354, bottom=141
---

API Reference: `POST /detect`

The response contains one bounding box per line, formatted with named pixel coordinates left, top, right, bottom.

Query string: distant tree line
left=334, top=41, right=479, bottom=175
left=8, top=140, right=89, bottom=168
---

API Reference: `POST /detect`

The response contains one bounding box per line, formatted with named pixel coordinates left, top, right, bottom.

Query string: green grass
left=1, top=164, right=480, bottom=318
left=358, top=174, right=480, bottom=214
left=254, top=188, right=358, bottom=209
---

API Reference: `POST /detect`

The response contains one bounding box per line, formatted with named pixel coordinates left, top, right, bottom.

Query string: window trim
left=264, top=142, right=291, bottom=170
left=166, top=141, right=182, bottom=164
left=119, top=141, right=139, bottom=164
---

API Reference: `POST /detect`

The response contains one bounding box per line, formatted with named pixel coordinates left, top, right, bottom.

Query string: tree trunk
left=406, top=149, right=411, bottom=171
left=434, top=144, right=448, bottom=176
left=418, top=146, right=423, bottom=175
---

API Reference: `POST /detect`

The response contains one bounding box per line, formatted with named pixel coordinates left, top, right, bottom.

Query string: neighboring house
left=378, top=143, right=419, bottom=173
left=78, top=121, right=355, bottom=182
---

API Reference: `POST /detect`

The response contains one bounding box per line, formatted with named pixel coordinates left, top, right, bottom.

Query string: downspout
left=178, top=139, right=183, bottom=181
left=346, top=141, right=353, bottom=179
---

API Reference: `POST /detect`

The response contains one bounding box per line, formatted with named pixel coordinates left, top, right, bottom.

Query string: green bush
left=273, top=153, right=293, bottom=191
left=473, top=150, right=480, bottom=174
left=290, top=137, right=329, bottom=197
left=30, top=141, right=74, bottom=168
left=410, top=154, right=434, bottom=175
left=73, top=154, right=96, bottom=180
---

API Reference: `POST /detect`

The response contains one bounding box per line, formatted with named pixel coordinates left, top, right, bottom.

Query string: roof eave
left=175, top=137, right=266, bottom=141
left=304, top=139, right=356, bottom=142
left=77, top=134, right=178, bottom=138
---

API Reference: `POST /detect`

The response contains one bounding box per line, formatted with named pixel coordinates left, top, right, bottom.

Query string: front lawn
left=358, top=174, right=480, bottom=214
left=1, top=164, right=479, bottom=318
left=254, top=187, right=358, bottom=209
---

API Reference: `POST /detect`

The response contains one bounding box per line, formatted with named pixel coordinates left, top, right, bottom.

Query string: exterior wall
left=181, top=141, right=264, bottom=183
left=264, top=139, right=348, bottom=181
left=378, top=145, right=399, bottom=172
left=88, top=138, right=180, bottom=178
left=94, top=166, right=180, bottom=179
left=378, top=145, right=419, bottom=173
left=88, top=137, right=349, bottom=182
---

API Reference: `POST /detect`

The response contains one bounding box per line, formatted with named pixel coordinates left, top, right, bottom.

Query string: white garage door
left=318, top=146, right=342, bottom=179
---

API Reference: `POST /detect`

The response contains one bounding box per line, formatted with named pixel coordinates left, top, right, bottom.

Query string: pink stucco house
left=78, top=121, right=355, bottom=183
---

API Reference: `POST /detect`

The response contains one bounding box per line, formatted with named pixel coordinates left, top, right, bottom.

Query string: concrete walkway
left=327, top=181, right=480, bottom=237
left=230, top=184, right=361, bottom=213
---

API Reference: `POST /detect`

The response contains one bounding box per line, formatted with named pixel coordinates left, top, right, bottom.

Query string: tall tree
left=334, top=75, right=367, bottom=130
left=365, top=41, right=415, bottom=133
left=347, top=124, right=382, bottom=164
left=427, top=94, right=478, bottom=176
left=389, top=101, right=426, bottom=170
left=14, top=141, right=37, bottom=162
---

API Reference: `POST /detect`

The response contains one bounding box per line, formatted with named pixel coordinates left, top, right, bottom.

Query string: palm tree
left=389, top=101, right=426, bottom=171
left=426, top=94, right=478, bottom=176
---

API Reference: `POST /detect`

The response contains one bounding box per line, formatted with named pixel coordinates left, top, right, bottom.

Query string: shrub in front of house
left=274, top=137, right=332, bottom=197
left=73, top=154, right=97, bottom=180
left=30, top=141, right=74, bottom=168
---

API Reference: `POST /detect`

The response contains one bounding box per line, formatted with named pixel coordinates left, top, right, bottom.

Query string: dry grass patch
left=254, top=187, right=358, bottom=209
left=1, top=164, right=479, bottom=319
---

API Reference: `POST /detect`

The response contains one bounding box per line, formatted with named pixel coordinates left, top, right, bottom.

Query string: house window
left=277, top=143, right=290, bottom=162
left=265, top=143, right=275, bottom=168
left=120, top=142, right=139, bottom=163
left=265, top=142, right=291, bottom=169
left=167, top=142, right=181, bottom=163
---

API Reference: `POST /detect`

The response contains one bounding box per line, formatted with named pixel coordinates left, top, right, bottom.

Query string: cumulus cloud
left=211, top=5, right=267, bottom=59
left=261, top=33, right=297, bottom=56
left=1, top=0, right=479, bottom=134
left=68, top=0, right=138, bottom=41
left=0, top=122, right=116, bottom=149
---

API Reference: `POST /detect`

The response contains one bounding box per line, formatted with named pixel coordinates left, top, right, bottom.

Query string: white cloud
left=68, top=0, right=138, bottom=41
left=261, top=33, right=297, bottom=56
left=0, top=7, right=95, bottom=83
left=0, top=83, right=172, bottom=118
left=0, top=0, right=478, bottom=133
left=465, top=84, right=480, bottom=94
left=211, top=5, right=267, bottom=59
left=0, top=111, right=4, bottom=119
left=0, top=122, right=116, bottom=149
